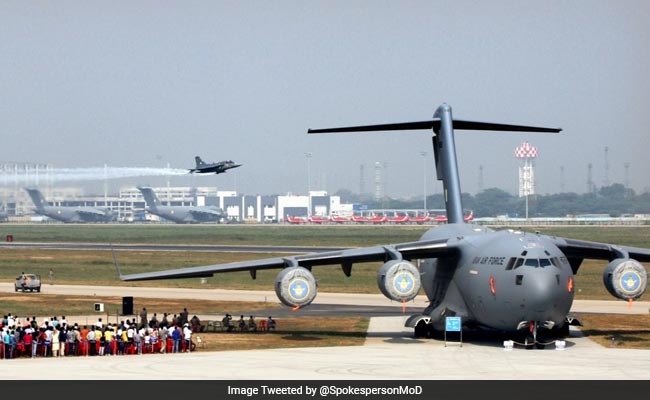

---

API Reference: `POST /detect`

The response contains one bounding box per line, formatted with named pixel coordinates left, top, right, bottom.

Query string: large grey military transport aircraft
left=120, top=104, right=649, bottom=347
left=25, top=188, right=115, bottom=223
left=188, top=156, right=241, bottom=174
left=138, top=186, right=226, bottom=224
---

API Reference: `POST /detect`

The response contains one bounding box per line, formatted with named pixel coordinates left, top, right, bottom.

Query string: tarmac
left=1, top=283, right=650, bottom=380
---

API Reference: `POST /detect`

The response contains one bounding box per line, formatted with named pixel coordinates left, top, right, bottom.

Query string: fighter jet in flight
left=188, top=156, right=241, bottom=174
left=120, top=104, right=649, bottom=347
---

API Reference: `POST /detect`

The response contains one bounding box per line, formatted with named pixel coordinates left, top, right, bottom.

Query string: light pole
left=305, top=152, right=312, bottom=216
left=420, top=151, right=427, bottom=214
left=305, top=152, right=312, bottom=194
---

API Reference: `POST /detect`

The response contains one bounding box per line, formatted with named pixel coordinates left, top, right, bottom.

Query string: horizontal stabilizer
left=308, top=120, right=435, bottom=133
left=308, top=119, right=561, bottom=134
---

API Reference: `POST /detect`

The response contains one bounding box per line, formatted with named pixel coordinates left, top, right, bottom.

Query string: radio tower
left=478, top=165, right=484, bottom=193
left=374, top=161, right=383, bottom=201
left=603, top=146, right=610, bottom=187
left=587, top=163, right=594, bottom=193
left=515, top=141, right=537, bottom=219
left=359, top=164, right=365, bottom=195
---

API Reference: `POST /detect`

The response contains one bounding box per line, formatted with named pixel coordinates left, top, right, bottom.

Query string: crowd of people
left=2, top=310, right=278, bottom=360
left=221, top=314, right=276, bottom=333
left=1, top=310, right=195, bottom=360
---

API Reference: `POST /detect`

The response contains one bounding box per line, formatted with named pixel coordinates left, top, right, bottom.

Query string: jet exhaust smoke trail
left=0, top=167, right=190, bottom=185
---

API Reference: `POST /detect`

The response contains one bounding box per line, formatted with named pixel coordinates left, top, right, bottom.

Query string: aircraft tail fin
left=308, top=104, right=561, bottom=224
left=24, top=188, right=47, bottom=211
left=195, top=156, right=205, bottom=167
left=137, top=186, right=161, bottom=210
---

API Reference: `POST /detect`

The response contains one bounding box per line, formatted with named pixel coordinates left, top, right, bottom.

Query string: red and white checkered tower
left=515, top=141, right=537, bottom=198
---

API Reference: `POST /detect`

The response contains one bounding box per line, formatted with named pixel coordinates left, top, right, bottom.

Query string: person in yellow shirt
left=104, top=326, right=114, bottom=355
left=94, top=327, right=103, bottom=355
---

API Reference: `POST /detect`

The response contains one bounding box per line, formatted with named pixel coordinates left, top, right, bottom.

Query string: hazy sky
left=2, top=1, right=650, bottom=198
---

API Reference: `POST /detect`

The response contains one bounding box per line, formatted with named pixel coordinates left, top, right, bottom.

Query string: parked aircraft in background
left=433, top=214, right=448, bottom=223
left=24, top=188, right=115, bottom=223
left=350, top=215, right=371, bottom=223
left=308, top=215, right=330, bottom=224
left=388, top=213, right=410, bottom=224
left=464, top=210, right=474, bottom=222
left=329, top=215, right=350, bottom=224
left=431, top=210, right=474, bottom=223
left=411, top=213, right=431, bottom=224
left=369, top=214, right=388, bottom=224
left=138, top=186, right=225, bottom=224
left=285, top=215, right=308, bottom=224
left=121, top=103, right=649, bottom=347
left=188, top=156, right=241, bottom=174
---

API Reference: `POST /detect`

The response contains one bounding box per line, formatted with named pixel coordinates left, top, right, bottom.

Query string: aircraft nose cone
left=522, top=268, right=572, bottom=320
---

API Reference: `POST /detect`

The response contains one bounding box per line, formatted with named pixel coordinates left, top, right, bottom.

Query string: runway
left=0, top=241, right=344, bottom=254
left=1, top=283, right=649, bottom=380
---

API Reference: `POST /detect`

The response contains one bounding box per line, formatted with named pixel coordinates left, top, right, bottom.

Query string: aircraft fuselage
left=147, top=206, right=223, bottom=224
left=419, top=223, right=574, bottom=334
left=38, top=206, right=114, bottom=223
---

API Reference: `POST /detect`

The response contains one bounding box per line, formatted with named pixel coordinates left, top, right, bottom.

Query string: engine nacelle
left=377, top=260, right=421, bottom=302
left=603, top=258, right=647, bottom=301
left=275, top=266, right=318, bottom=308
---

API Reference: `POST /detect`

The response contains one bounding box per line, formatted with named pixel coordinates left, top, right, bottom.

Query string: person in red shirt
left=79, top=326, right=90, bottom=356
left=23, top=331, right=33, bottom=356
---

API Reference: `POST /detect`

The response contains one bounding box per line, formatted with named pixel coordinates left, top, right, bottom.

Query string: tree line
left=336, top=183, right=650, bottom=218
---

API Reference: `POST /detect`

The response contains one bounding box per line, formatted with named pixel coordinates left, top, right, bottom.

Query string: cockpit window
left=524, top=258, right=539, bottom=267
left=513, top=258, right=525, bottom=269
left=551, top=257, right=562, bottom=268
left=539, top=258, right=552, bottom=267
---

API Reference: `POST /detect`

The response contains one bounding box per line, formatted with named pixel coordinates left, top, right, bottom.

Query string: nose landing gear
left=516, top=321, right=556, bottom=349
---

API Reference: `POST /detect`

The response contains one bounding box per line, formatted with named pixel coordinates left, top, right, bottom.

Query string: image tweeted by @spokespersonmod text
left=227, top=384, right=424, bottom=398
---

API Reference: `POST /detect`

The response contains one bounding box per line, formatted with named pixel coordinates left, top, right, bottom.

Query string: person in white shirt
left=183, top=324, right=192, bottom=352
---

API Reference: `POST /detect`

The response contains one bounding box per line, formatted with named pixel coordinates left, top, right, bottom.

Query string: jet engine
left=603, top=258, right=647, bottom=301
left=377, top=260, right=421, bottom=302
left=275, top=266, right=318, bottom=307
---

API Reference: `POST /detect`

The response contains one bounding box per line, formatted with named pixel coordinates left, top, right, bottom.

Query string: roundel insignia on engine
left=603, top=258, right=647, bottom=301
left=392, top=271, right=416, bottom=296
left=288, top=277, right=310, bottom=301
left=377, top=259, right=421, bottom=302
left=620, top=271, right=642, bottom=294
left=274, top=266, right=318, bottom=308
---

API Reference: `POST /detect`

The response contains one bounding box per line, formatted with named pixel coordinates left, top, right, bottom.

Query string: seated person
left=267, top=316, right=276, bottom=331
left=190, top=315, right=202, bottom=332
left=247, top=316, right=257, bottom=332
left=222, top=314, right=234, bottom=332
left=238, top=315, right=246, bottom=332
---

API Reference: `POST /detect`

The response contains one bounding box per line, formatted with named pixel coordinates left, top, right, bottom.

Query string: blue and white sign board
left=445, top=317, right=461, bottom=332
left=444, top=316, right=462, bottom=347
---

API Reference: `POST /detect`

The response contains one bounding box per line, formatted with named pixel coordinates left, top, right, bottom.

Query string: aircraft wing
left=548, top=236, right=650, bottom=262
left=119, top=238, right=457, bottom=281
